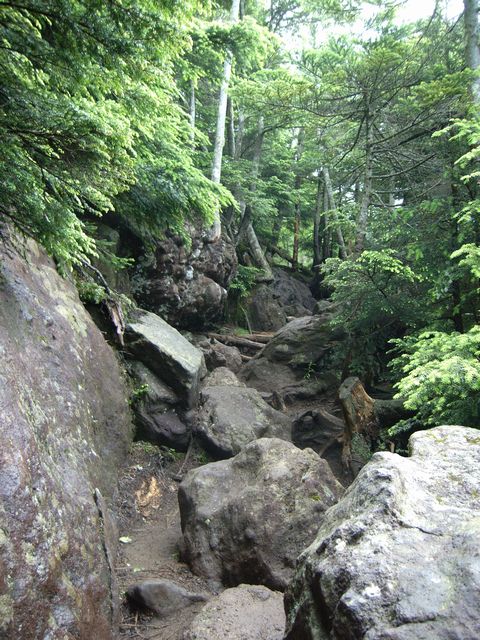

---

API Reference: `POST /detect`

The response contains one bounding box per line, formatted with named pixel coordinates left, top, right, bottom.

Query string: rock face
left=241, top=309, right=343, bottom=396
left=195, top=378, right=292, bottom=458
left=126, top=580, right=208, bottom=618
left=0, top=238, right=132, bottom=639
left=284, top=426, right=480, bottom=640
left=125, top=309, right=205, bottom=409
left=131, top=227, right=237, bottom=330
left=178, top=438, right=344, bottom=590
left=247, top=284, right=288, bottom=332
left=271, top=268, right=316, bottom=317
left=183, top=584, right=285, bottom=640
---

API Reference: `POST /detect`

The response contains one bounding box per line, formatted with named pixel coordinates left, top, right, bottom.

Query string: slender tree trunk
left=209, top=0, right=241, bottom=242
left=464, top=0, right=480, bottom=104
left=292, top=129, right=305, bottom=271
left=355, top=104, right=373, bottom=255
left=323, top=166, right=347, bottom=259
left=246, top=219, right=273, bottom=279
left=292, top=207, right=300, bottom=271
left=189, top=79, right=196, bottom=147
left=322, top=184, right=332, bottom=260
left=313, top=176, right=323, bottom=267
left=227, top=97, right=236, bottom=157
left=235, top=109, right=245, bottom=161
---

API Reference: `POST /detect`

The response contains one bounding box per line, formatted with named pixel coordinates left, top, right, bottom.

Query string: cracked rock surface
left=284, top=425, right=480, bottom=640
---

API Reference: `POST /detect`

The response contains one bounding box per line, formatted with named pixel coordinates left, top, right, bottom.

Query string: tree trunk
left=227, top=97, right=236, bottom=157
left=464, top=0, right=480, bottom=104
left=246, top=221, right=274, bottom=280
left=323, top=166, right=347, bottom=259
left=313, top=177, right=323, bottom=267
left=292, top=129, right=305, bottom=271
left=354, top=104, right=373, bottom=255
left=209, top=0, right=241, bottom=242
left=189, top=79, right=196, bottom=147
left=292, top=207, right=300, bottom=271
left=322, top=183, right=332, bottom=260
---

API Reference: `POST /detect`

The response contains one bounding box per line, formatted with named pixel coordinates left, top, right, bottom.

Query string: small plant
left=228, top=265, right=262, bottom=300
left=76, top=279, right=107, bottom=305
left=303, top=361, right=315, bottom=380
left=130, top=384, right=149, bottom=405
left=160, top=446, right=185, bottom=462
left=195, top=450, right=212, bottom=465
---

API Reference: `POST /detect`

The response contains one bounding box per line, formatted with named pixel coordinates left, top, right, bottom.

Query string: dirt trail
left=116, top=443, right=216, bottom=640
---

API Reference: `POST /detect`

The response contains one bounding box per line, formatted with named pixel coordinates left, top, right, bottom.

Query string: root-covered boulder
left=131, top=227, right=237, bottom=330
left=285, top=425, right=480, bottom=640
left=240, top=308, right=343, bottom=397
left=178, top=438, right=344, bottom=590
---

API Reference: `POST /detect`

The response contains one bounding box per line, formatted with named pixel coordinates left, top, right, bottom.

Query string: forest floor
left=115, top=359, right=349, bottom=639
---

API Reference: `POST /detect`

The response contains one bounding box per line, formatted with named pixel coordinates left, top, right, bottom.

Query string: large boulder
left=178, top=438, right=344, bottom=590
left=183, top=584, right=285, bottom=640
left=285, top=426, right=480, bottom=640
left=246, top=284, right=287, bottom=332
left=0, top=237, right=132, bottom=639
left=131, top=226, right=237, bottom=330
left=125, top=309, right=205, bottom=409
left=271, top=268, right=316, bottom=317
left=195, top=378, right=292, bottom=458
left=240, top=309, right=343, bottom=396
left=194, top=337, right=243, bottom=373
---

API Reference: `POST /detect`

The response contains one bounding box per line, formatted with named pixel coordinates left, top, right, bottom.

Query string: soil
left=116, top=442, right=218, bottom=640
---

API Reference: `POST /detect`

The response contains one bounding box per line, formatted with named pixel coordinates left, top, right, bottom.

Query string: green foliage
left=323, top=251, right=422, bottom=331
left=390, top=328, right=480, bottom=430
left=228, top=265, right=262, bottom=299
left=130, top=384, right=150, bottom=405
left=76, top=279, right=107, bottom=305
left=1, top=0, right=231, bottom=267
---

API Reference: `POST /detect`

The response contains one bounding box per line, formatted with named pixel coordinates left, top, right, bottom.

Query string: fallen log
left=207, top=333, right=264, bottom=350
left=242, top=333, right=274, bottom=344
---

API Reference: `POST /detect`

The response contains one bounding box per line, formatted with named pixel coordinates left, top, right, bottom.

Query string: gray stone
left=271, top=268, right=316, bottom=315
left=183, top=584, right=285, bottom=640
left=129, top=362, right=189, bottom=449
left=203, top=367, right=245, bottom=388
left=195, top=384, right=291, bottom=458
left=285, top=426, right=480, bottom=640
left=178, top=438, right=344, bottom=590
left=0, top=236, right=132, bottom=640
left=197, top=338, right=243, bottom=373
left=292, top=409, right=345, bottom=456
left=247, top=285, right=287, bottom=332
left=127, top=580, right=207, bottom=618
left=240, top=309, right=343, bottom=396
left=125, top=309, right=205, bottom=408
